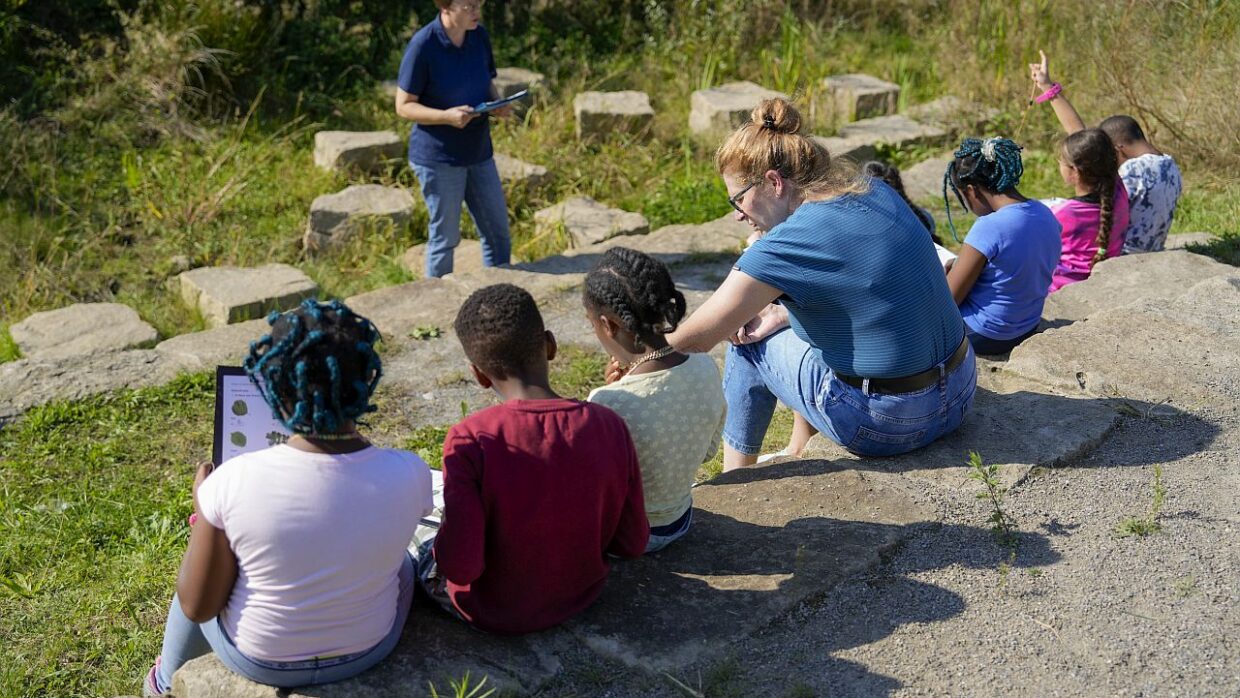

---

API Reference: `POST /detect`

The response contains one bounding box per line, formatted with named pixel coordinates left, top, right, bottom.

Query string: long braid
left=943, top=137, right=1025, bottom=242
left=244, top=298, right=383, bottom=435
left=1060, top=128, right=1121, bottom=270
left=1090, top=179, right=1115, bottom=267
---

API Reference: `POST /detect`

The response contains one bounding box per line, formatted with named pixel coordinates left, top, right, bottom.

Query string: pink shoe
left=143, top=656, right=165, bottom=697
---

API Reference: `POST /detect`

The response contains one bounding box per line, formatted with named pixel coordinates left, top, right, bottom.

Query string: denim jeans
left=645, top=506, right=692, bottom=554
left=154, top=553, right=414, bottom=692
left=722, top=328, right=976, bottom=457
left=411, top=158, right=511, bottom=278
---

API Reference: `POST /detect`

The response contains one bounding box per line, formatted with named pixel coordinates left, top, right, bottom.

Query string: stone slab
left=689, top=81, right=787, bottom=134
left=305, top=185, right=414, bottom=252
left=154, top=319, right=270, bottom=370
left=494, top=153, right=549, bottom=189
left=570, top=468, right=929, bottom=670
left=810, top=135, right=878, bottom=164
left=1009, top=274, right=1240, bottom=408
left=0, top=350, right=183, bottom=422
left=533, top=196, right=649, bottom=248
left=799, top=370, right=1124, bottom=491
left=1041, top=250, right=1235, bottom=324
left=900, top=155, right=954, bottom=203
left=838, top=115, right=948, bottom=150
left=822, top=73, right=900, bottom=122
left=174, top=614, right=569, bottom=697
left=401, top=240, right=485, bottom=279
left=179, top=264, right=319, bottom=328
left=313, top=131, right=404, bottom=173
left=345, top=277, right=469, bottom=340
left=905, top=96, right=999, bottom=133
left=10, top=303, right=157, bottom=360
left=573, top=91, right=654, bottom=141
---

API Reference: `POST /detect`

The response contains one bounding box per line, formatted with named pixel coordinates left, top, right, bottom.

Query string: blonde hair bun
left=752, top=98, right=802, bottom=135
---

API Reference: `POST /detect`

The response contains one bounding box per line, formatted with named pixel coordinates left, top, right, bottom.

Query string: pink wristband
left=1034, top=82, right=1062, bottom=104
left=188, top=513, right=199, bottom=527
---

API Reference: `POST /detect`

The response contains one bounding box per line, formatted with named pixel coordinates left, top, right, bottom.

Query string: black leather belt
left=835, top=337, right=970, bottom=395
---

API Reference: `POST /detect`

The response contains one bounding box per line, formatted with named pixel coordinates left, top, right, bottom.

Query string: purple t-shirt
left=960, top=201, right=1062, bottom=340
left=397, top=17, right=496, bottom=166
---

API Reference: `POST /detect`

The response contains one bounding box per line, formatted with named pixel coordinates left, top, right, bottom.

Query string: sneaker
left=143, top=656, right=165, bottom=697
left=756, top=448, right=789, bottom=464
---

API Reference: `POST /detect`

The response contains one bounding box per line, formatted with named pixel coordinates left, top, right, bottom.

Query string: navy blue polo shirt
left=397, top=16, right=497, bottom=166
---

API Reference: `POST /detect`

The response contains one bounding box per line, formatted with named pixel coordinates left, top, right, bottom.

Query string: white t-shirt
left=197, top=444, right=432, bottom=661
left=1119, top=153, right=1182, bottom=254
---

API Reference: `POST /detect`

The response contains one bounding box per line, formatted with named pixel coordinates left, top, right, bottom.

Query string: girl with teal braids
left=942, top=137, right=1063, bottom=356
left=144, top=299, right=433, bottom=696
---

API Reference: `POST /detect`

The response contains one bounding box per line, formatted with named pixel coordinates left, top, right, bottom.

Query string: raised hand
left=1029, top=50, right=1055, bottom=91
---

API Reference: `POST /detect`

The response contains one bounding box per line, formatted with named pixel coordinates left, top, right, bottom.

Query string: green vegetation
left=0, top=323, right=19, bottom=363
left=966, top=451, right=1016, bottom=548
left=1115, top=464, right=1168, bottom=538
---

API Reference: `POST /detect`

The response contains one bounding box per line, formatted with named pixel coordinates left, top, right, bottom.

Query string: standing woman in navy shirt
left=395, top=0, right=511, bottom=278
left=666, top=99, right=976, bottom=471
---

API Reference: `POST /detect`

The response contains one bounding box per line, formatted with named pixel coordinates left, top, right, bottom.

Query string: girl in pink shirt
left=1048, top=129, right=1130, bottom=292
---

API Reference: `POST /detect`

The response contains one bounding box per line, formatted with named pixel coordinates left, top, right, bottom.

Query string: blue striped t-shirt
left=734, top=179, right=964, bottom=378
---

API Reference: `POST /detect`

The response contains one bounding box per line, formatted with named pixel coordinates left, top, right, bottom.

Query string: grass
left=0, top=323, right=19, bottom=363
left=1114, top=464, right=1168, bottom=539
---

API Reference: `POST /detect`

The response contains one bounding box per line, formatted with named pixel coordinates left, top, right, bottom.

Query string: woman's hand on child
left=1030, top=50, right=1055, bottom=91
left=604, top=357, right=627, bottom=384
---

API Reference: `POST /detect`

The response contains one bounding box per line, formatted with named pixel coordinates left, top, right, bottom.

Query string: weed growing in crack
left=1115, top=464, right=1167, bottom=538
left=428, top=672, right=495, bottom=698
left=966, top=451, right=1016, bottom=547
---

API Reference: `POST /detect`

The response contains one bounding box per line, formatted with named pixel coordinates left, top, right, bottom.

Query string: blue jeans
left=722, top=328, right=976, bottom=457
left=154, top=553, right=414, bottom=692
left=645, top=506, right=692, bottom=554
left=411, top=158, right=511, bottom=278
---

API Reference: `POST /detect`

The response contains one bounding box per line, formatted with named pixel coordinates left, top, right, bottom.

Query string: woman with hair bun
left=667, top=98, right=976, bottom=469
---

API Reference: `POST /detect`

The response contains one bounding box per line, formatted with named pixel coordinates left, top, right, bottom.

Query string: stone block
left=305, top=185, right=414, bottom=251
left=838, top=115, right=948, bottom=150
left=313, top=131, right=405, bottom=173
left=810, top=135, right=878, bottom=164
left=493, top=153, right=549, bottom=189
left=899, top=155, right=954, bottom=202
left=689, top=81, right=787, bottom=134
left=401, top=239, right=485, bottom=278
left=179, top=264, right=319, bottom=328
left=493, top=66, right=544, bottom=116
left=154, top=319, right=270, bottom=370
left=10, top=303, right=157, bottom=360
left=822, top=73, right=900, bottom=122
left=1041, top=250, right=1235, bottom=324
left=573, top=91, right=654, bottom=141
left=533, top=196, right=649, bottom=248
left=0, top=350, right=182, bottom=422
left=905, top=95, right=999, bottom=133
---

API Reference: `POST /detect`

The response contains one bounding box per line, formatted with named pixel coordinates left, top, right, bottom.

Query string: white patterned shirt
left=1119, top=153, right=1182, bottom=253
left=588, top=354, right=725, bottom=527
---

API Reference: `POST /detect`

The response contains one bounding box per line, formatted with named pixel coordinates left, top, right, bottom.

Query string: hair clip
left=762, top=116, right=775, bottom=129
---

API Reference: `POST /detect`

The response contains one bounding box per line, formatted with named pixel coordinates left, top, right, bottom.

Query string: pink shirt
left=1049, top=179, right=1130, bottom=292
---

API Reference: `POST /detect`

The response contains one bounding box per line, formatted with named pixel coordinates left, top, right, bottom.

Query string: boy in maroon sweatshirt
left=416, top=283, right=649, bottom=634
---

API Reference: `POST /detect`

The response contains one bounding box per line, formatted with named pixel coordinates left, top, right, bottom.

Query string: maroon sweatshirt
left=433, top=399, right=649, bottom=634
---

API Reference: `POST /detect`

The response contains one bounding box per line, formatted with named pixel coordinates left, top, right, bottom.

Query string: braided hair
left=942, top=137, right=1025, bottom=242
left=1060, top=128, right=1120, bottom=267
left=862, top=160, right=943, bottom=244
left=244, top=299, right=383, bottom=435
left=583, top=247, right=686, bottom=350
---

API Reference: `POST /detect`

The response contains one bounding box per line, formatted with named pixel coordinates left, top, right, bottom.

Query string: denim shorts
left=721, top=328, right=976, bottom=457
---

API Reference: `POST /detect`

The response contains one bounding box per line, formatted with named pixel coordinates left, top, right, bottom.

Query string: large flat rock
left=494, top=153, right=549, bottom=189
left=573, top=91, right=654, bottom=141
left=689, top=81, right=787, bottom=134
left=313, top=131, right=404, bottom=173
left=154, top=319, right=270, bottom=370
left=179, top=264, right=319, bottom=328
left=571, top=468, right=929, bottom=670
left=838, top=115, right=947, bottom=150
left=1042, top=250, right=1236, bottom=323
left=0, top=350, right=183, bottom=422
left=799, top=370, right=1125, bottom=491
left=533, top=196, right=649, bottom=248
left=10, top=302, right=157, bottom=360
left=518, top=215, right=747, bottom=276
left=821, top=73, right=899, bottom=122
left=401, top=239, right=485, bottom=279
left=900, top=155, right=953, bottom=203
left=810, top=135, right=878, bottom=164
left=174, top=614, right=569, bottom=697
left=305, top=185, right=414, bottom=252
left=1009, top=273, right=1240, bottom=408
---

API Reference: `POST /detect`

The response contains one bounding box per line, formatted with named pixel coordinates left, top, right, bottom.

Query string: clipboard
left=212, top=366, right=292, bottom=466
left=472, top=89, right=529, bottom=114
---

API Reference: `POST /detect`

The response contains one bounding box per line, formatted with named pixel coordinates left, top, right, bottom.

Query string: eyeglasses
left=728, top=181, right=758, bottom=213
left=451, top=0, right=484, bottom=11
